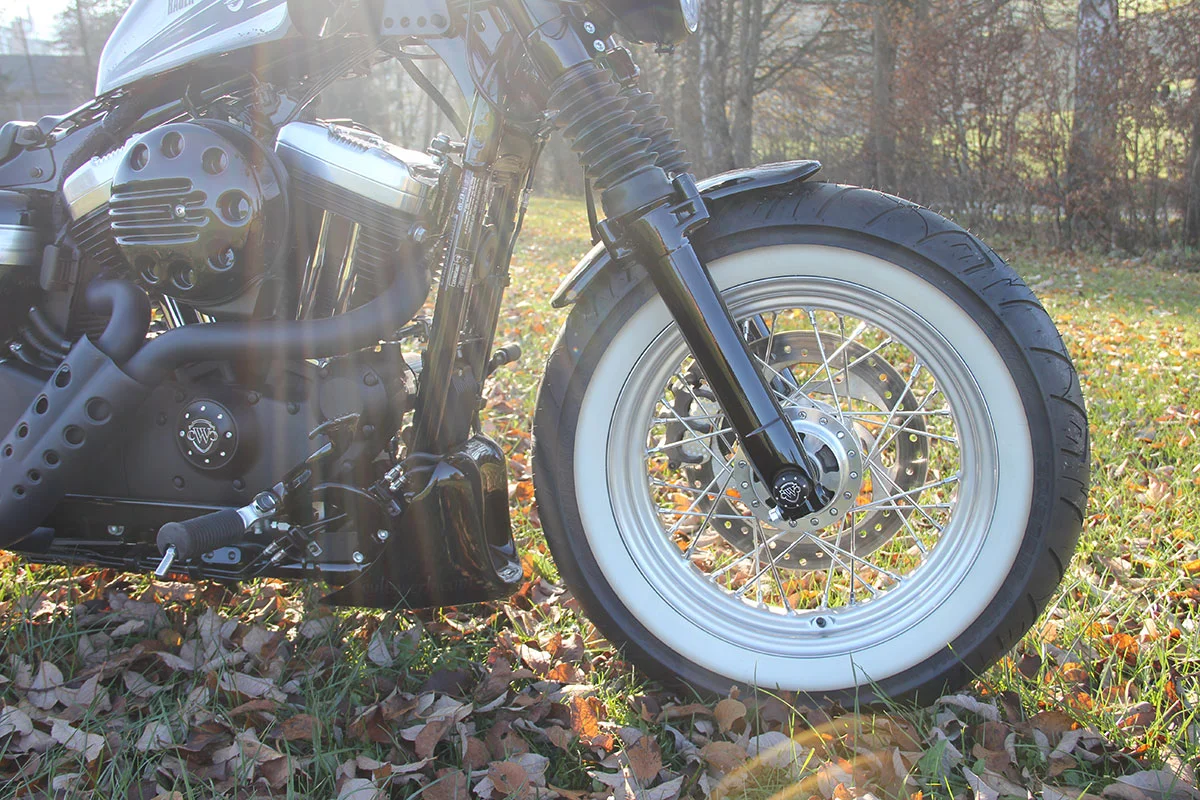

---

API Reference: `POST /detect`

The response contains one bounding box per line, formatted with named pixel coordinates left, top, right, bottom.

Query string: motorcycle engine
left=40, top=119, right=442, bottom=509
left=63, top=119, right=441, bottom=318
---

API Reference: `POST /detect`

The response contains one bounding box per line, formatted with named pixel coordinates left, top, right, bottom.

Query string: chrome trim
left=275, top=121, right=439, bottom=219
left=63, top=145, right=126, bottom=221
left=0, top=224, right=40, bottom=267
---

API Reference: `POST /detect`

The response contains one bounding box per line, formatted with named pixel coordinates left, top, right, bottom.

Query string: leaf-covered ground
left=2, top=198, right=1200, bottom=800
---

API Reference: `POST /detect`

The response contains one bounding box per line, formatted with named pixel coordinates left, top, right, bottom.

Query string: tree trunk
left=869, top=0, right=897, bottom=191
left=73, top=0, right=96, bottom=87
left=731, top=0, right=763, bottom=167
left=698, top=0, right=735, bottom=175
left=1184, top=64, right=1200, bottom=247
left=1066, top=0, right=1118, bottom=246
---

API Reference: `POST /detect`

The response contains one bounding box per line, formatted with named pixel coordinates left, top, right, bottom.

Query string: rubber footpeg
left=157, top=509, right=245, bottom=560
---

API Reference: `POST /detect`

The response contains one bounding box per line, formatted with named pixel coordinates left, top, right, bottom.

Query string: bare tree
left=1065, top=0, right=1118, bottom=245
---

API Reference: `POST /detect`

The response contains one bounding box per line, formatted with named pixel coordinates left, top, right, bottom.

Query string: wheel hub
left=723, top=404, right=864, bottom=550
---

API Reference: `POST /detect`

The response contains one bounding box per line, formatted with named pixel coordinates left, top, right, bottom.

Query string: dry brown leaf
left=545, top=726, right=574, bottom=752
left=27, top=662, right=64, bottom=710
left=123, top=671, right=163, bottom=698
left=337, top=777, right=386, bottom=800
left=465, top=736, right=493, bottom=769
left=425, top=769, right=470, bottom=800
left=218, top=671, right=287, bottom=703
left=1029, top=709, right=1077, bottom=745
left=700, top=741, right=747, bottom=774
left=1043, top=787, right=1103, bottom=800
left=489, top=760, right=532, bottom=799
left=713, top=698, right=747, bottom=734
left=279, top=714, right=319, bottom=742
left=1107, top=770, right=1200, bottom=800
left=50, top=718, right=105, bottom=762
left=658, top=703, right=714, bottom=722
left=569, top=695, right=614, bottom=751
left=367, top=630, right=394, bottom=667
left=415, top=716, right=455, bottom=759
left=546, top=663, right=587, bottom=684
left=0, top=705, right=33, bottom=737
left=626, top=734, right=662, bottom=784
left=135, top=722, right=174, bottom=752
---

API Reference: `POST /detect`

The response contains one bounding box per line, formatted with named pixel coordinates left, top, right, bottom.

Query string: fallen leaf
left=714, top=698, right=747, bottom=734
left=416, top=716, right=455, bottom=759
left=135, top=722, right=174, bottom=752
left=700, top=741, right=747, bottom=774
left=338, top=777, right=386, bottom=800
left=368, top=630, right=394, bottom=667
left=1107, top=770, right=1200, bottom=800
left=279, top=714, right=319, bottom=742
left=218, top=671, right=287, bottom=703
left=27, top=662, right=64, bottom=710
left=568, top=695, right=614, bottom=751
left=425, top=769, right=470, bottom=800
left=123, top=671, right=163, bottom=698
left=545, top=726, right=574, bottom=752
left=626, top=734, right=662, bottom=783
left=50, top=719, right=106, bottom=761
left=0, top=705, right=33, bottom=737
left=488, top=760, right=531, bottom=799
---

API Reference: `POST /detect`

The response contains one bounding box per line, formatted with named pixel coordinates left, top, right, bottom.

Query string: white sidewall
left=572, top=244, right=1034, bottom=692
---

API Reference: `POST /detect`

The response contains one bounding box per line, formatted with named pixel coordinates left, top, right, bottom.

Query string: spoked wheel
left=534, top=183, right=1088, bottom=701
left=663, top=326, right=931, bottom=569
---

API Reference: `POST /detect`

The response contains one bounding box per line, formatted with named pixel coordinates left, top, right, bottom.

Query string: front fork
left=610, top=176, right=825, bottom=519
left=508, top=0, right=824, bottom=519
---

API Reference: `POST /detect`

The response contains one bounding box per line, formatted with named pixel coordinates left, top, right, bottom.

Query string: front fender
left=550, top=160, right=821, bottom=308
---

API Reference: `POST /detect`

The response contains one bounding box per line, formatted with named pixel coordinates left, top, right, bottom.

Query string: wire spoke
left=646, top=427, right=735, bottom=455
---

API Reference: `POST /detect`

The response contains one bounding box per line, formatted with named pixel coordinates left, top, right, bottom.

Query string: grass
left=1, top=195, right=1200, bottom=799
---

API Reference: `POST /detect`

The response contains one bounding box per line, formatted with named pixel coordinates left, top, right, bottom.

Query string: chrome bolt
left=843, top=491, right=852, bottom=499
left=173, top=204, right=186, bottom=218
left=850, top=471, right=859, bottom=479
left=376, top=529, right=389, bottom=542
left=592, top=39, right=605, bottom=51
left=848, top=450, right=856, bottom=457
left=352, top=551, right=365, bottom=564
left=107, top=525, right=125, bottom=537
left=819, top=417, right=828, bottom=425
left=810, top=517, right=820, bottom=526
left=741, top=482, right=749, bottom=489
left=583, top=20, right=596, bottom=33
left=830, top=507, right=839, bottom=516
left=836, top=431, right=845, bottom=439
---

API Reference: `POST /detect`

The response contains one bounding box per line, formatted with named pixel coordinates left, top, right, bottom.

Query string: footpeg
left=154, top=491, right=278, bottom=576
left=486, top=343, right=522, bottom=376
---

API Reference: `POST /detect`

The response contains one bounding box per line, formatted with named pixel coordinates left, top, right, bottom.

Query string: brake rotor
left=666, top=330, right=930, bottom=570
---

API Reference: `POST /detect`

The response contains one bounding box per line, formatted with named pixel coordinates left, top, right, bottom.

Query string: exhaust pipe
left=0, top=249, right=428, bottom=547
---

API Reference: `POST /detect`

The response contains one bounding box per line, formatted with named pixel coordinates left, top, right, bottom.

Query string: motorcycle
left=0, top=0, right=1087, bottom=702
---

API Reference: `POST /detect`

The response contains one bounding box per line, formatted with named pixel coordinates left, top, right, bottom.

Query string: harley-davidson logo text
left=168, top=0, right=196, bottom=13
left=186, top=419, right=219, bottom=453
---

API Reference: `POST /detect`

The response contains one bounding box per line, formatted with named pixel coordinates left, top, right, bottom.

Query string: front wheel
left=533, top=183, right=1088, bottom=703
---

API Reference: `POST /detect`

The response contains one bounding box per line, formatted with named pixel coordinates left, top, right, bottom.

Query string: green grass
left=2, top=197, right=1199, bottom=799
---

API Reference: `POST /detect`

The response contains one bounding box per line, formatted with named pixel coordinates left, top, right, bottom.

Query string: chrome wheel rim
left=607, top=273, right=1001, bottom=660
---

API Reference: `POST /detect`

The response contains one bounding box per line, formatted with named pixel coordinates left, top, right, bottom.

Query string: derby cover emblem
left=186, top=419, right=220, bottom=454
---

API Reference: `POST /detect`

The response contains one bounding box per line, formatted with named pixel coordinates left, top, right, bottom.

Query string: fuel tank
left=96, top=0, right=298, bottom=96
